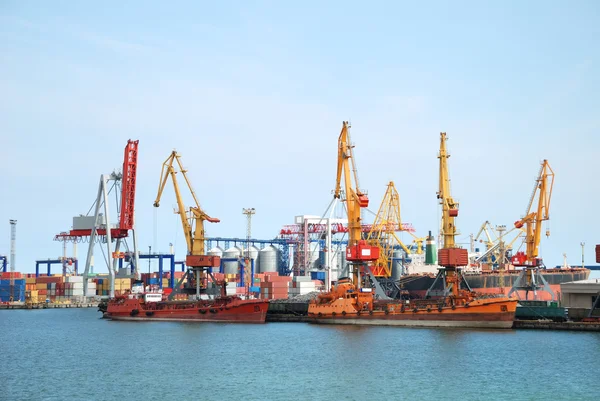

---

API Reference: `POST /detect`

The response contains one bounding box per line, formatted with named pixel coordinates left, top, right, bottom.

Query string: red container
left=438, top=248, right=469, bottom=267
left=1, top=272, right=23, bottom=279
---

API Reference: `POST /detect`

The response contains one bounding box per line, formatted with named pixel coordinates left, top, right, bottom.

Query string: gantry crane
left=335, top=121, right=379, bottom=287
left=366, top=181, right=412, bottom=277
left=154, top=151, right=221, bottom=298
left=508, top=160, right=555, bottom=300
left=425, top=133, right=470, bottom=300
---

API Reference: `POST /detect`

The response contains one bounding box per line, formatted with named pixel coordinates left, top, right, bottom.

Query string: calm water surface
left=2, top=309, right=600, bottom=401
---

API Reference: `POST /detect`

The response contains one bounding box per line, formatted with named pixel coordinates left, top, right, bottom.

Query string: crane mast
left=437, top=132, right=459, bottom=249
left=334, top=122, right=379, bottom=285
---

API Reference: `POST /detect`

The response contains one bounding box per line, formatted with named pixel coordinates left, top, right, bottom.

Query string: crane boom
left=154, top=151, right=220, bottom=264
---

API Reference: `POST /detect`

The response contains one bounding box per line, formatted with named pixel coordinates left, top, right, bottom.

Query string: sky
left=1, top=1, right=599, bottom=273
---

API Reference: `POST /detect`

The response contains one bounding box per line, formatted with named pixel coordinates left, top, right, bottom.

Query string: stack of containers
left=25, top=276, right=37, bottom=292
left=260, top=273, right=291, bottom=300
left=288, top=276, right=316, bottom=296
left=250, top=274, right=263, bottom=294
left=0, top=272, right=25, bottom=302
left=114, top=278, right=132, bottom=295
left=27, top=290, right=39, bottom=303
left=94, top=276, right=112, bottom=295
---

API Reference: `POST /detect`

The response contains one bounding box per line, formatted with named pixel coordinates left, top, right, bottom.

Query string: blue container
left=310, top=272, right=326, bottom=281
left=250, top=286, right=260, bottom=292
left=148, top=278, right=159, bottom=285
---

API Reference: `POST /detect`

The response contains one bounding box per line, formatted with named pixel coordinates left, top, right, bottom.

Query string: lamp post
left=581, top=242, right=585, bottom=269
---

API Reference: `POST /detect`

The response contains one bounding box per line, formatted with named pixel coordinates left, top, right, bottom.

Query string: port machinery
left=153, top=150, right=222, bottom=299
left=53, top=140, right=140, bottom=298
left=508, top=159, right=556, bottom=301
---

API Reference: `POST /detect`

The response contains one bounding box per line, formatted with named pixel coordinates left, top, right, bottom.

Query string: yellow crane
left=334, top=121, right=379, bottom=285
left=508, top=160, right=555, bottom=300
left=154, top=151, right=221, bottom=295
left=426, top=132, right=469, bottom=299
left=366, top=181, right=412, bottom=277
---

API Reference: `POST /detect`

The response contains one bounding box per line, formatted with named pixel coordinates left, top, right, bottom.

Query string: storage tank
left=222, top=246, right=241, bottom=274
left=208, top=246, right=224, bottom=273
left=258, top=246, right=279, bottom=273
left=391, top=250, right=404, bottom=281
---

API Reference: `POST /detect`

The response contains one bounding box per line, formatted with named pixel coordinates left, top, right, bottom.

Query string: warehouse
left=560, top=279, right=600, bottom=319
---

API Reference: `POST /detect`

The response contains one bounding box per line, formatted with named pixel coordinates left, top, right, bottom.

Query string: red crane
left=54, top=140, right=139, bottom=242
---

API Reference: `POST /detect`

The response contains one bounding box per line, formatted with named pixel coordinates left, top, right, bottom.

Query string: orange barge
left=308, top=278, right=517, bottom=329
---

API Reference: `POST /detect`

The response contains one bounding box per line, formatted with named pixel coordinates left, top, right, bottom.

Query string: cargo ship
left=308, top=277, right=517, bottom=329
left=397, top=267, right=590, bottom=301
left=103, top=290, right=269, bottom=323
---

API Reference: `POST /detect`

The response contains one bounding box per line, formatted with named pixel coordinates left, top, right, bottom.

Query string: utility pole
left=242, top=208, right=255, bottom=292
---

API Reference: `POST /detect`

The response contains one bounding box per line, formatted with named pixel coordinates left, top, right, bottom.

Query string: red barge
left=103, top=292, right=269, bottom=323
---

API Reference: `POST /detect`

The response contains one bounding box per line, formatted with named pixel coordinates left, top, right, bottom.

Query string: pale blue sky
left=1, top=1, right=599, bottom=273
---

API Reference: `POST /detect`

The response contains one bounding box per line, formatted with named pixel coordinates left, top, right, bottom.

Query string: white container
left=144, top=293, right=163, bottom=303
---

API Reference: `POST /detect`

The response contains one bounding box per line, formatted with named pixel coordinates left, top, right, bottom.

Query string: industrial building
left=560, top=279, right=600, bottom=319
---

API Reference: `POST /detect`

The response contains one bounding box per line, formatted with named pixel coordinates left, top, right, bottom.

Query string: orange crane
left=334, top=121, right=379, bottom=286
left=508, top=160, right=555, bottom=300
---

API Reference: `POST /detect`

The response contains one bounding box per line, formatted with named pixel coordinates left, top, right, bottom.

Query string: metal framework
left=53, top=140, right=140, bottom=298
left=366, top=181, right=413, bottom=277
left=35, top=259, right=79, bottom=277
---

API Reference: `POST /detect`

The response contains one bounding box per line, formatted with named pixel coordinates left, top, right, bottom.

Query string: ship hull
left=308, top=296, right=517, bottom=329
left=312, top=314, right=513, bottom=329
left=399, top=268, right=590, bottom=300
left=104, top=297, right=268, bottom=323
